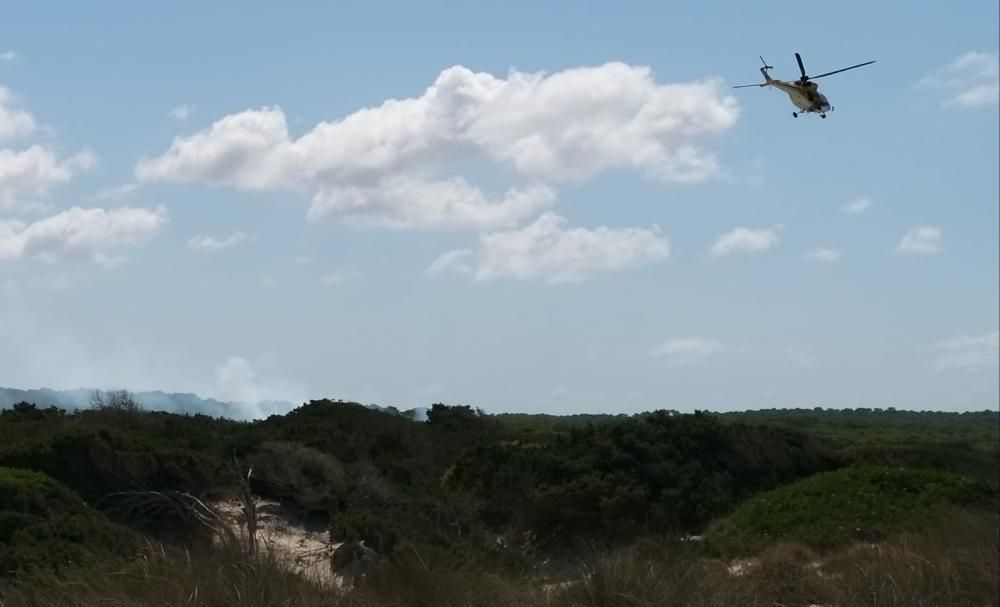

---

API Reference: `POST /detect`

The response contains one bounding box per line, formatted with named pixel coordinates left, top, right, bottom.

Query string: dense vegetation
left=710, top=464, right=995, bottom=552
left=0, top=394, right=997, bottom=605
left=715, top=407, right=1000, bottom=486
left=446, top=411, right=836, bottom=541
left=0, top=466, right=136, bottom=575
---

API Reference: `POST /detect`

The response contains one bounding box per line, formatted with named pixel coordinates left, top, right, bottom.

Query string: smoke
left=0, top=317, right=303, bottom=419
left=212, top=356, right=308, bottom=419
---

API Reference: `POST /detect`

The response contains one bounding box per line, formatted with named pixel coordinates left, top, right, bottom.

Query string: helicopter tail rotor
left=733, top=55, right=775, bottom=88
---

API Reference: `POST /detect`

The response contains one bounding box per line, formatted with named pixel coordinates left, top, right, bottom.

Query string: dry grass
left=1, top=511, right=996, bottom=607
left=824, top=511, right=1000, bottom=607
left=339, top=544, right=541, bottom=607
left=0, top=539, right=334, bottom=607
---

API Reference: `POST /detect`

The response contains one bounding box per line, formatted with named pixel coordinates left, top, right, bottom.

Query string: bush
left=710, top=465, right=994, bottom=553
left=0, top=467, right=136, bottom=576
left=248, top=440, right=348, bottom=511
left=331, top=510, right=402, bottom=555
left=0, top=426, right=224, bottom=505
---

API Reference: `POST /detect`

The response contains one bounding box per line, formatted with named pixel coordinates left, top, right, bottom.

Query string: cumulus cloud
left=919, top=52, right=999, bottom=109
left=652, top=337, right=726, bottom=366
left=896, top=226, right=942, bottom=254
left=429, top=212, right=669, bottom=283
left=805, top=247, right=842, bottom=262
left=136, top=63, right=740, bottom=229
left=187, top=230, right=253, bottom=252
left=308, top=177, right=555, bottom=230
left=136, top=106, right=296, bottom=189
left=0, top=146, right=96, bottom=208
left=1, top=85, right=96, bottom=209
left=169, top=104, right=195, bottom=121
left=0, top=205, right=166, bottom=263
left=931, top=330, right=999, bottom=371
left=0, top=51, right=17, bottom=62
left=710, top=227, right=778, bottom=257
left=0, top=87, right=35, bottom=140
left=842, top=196, right=871, bottom=215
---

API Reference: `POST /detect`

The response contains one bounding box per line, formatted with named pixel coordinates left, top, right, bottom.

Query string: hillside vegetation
left=710, top=464, right=995, bottom=553
left=0, top=395, right=997, bottom=605
left=0, top=466, right=136, bottom=574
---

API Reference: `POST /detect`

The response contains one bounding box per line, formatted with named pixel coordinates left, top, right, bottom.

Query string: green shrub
left=0, top=426, right=225, bottom=505
left=710, top=465, right=993, bottom=553
left=248, top=440, right=348, bottom=511
left=0, top=467, right=136, bottom=576
left=331, top=509, right=402, bottom=554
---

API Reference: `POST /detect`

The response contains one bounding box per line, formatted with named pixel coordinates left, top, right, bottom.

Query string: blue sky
left=0, top=1, right=997, bottom=415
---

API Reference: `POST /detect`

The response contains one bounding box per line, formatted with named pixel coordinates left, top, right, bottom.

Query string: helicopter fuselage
left=767, top=79, right=831, bottom=115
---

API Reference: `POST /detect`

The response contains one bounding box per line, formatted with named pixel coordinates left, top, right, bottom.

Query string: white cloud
left=931, top=331, right=999, bottom=371
left=136, top=63, right=740, bottom=229
left=0, top=205, right=166, bottom=263
left=896, top=225, right=942, bottom=254
left=169, top=104, right=195, bottom=121
left=842, top=196, right=871, bottom=215
left=805, top=247, right=842, bottom=262
left=136, top=106, right=296, bottom=189
left=1, top=85, right=96, bottom=210
left=0, top=146, right=96, bottom=208
left=0, top=87, right=35, bottom=140
left=308, top=177, right=555, bottom=230
left=652, top=337, right=726, bottom=366
left=919, top=52, right=999, bottom=109
left=91, top=182, right=139, bottom=201
left=427, top=249, right=475, bottom=278
left=710, top=227, right=778, bottom=257
left=187, top=230, right=253, bottom=252
left=0, top=51, right=17, bottom=62
left=430, top=212, right=669, bottom=283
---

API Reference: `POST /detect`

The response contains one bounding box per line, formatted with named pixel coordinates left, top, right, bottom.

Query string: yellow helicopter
left=734, top=52, right=876, bottom=118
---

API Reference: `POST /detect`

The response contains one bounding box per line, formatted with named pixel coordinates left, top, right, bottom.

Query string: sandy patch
left=212, top=499, right=341, bottom=585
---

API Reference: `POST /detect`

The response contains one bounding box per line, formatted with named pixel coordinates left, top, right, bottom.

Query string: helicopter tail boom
left=733, top=56, right=777, bottom=88
left=733, top=66, right=774, bottom=89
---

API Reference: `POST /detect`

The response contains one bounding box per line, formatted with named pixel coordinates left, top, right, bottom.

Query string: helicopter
left=734, top=52, right=876, bottom=118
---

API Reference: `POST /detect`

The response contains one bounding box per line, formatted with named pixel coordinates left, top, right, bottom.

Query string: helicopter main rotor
left=795, top=52, right=876, bottom=86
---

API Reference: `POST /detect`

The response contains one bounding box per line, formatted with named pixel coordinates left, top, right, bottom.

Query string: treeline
left=446, top=411, right=836, bottom=541
left=1, top=396, right=997, bottom=577
left=714, top=407, right=1000, bottom=486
